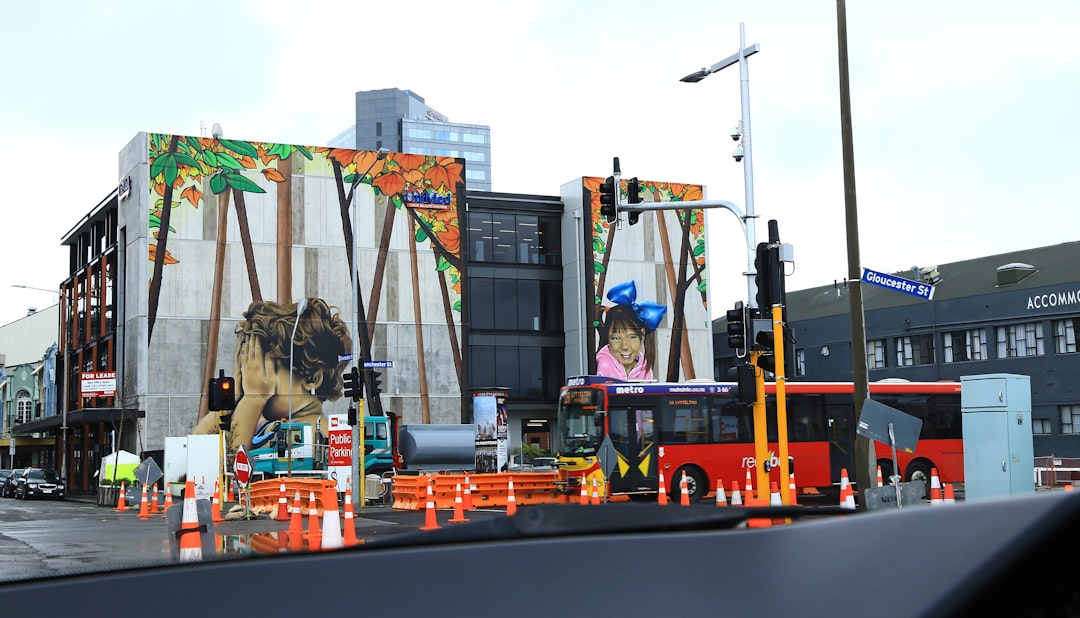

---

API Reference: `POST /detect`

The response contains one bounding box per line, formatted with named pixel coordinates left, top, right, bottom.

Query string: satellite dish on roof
left=212, top=123, right=223, bottom=139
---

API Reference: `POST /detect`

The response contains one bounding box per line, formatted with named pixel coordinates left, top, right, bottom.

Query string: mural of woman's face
left=607, top=326, right=644, bottom=373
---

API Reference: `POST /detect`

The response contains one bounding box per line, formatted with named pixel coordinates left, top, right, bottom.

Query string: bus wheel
left=905, top=460, right=934, bottom=499
left=673, top=466, right=706, bottom=503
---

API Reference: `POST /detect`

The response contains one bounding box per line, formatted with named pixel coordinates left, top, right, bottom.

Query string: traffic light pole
left=772, top=304, right=790, bottom=505
left=750, top=350, right=768, bottom=500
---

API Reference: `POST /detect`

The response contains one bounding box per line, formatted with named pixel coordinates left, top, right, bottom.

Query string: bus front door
left=607, top=407, right=658, bottom=495
left=827, top=403, right=854, bottom=488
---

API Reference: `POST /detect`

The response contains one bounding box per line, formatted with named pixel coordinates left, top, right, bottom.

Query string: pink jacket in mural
left=595, top=345, right=653, bottom=380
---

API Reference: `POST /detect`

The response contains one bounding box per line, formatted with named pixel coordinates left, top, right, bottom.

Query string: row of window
left=468, top=278, right=563, bottom=332
left=1034, top=405, right=1080, bottom=435
left=407, top=146, right=487, bottom=162
left=863, top=318, right=1079, bottom=369
left=405, top=127, right=487, bottom=144
left=468, top=346, right=564, bottom=401
left=466, top=212, right=561, bottom=265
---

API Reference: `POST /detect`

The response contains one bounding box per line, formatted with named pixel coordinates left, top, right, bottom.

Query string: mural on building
left=143, top=134, right=464, bottom=448
left=583, top=177, right=708, bottom=382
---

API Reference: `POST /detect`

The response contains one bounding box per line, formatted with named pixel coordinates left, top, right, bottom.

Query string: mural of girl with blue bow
left=595, top=280, right=667, bottom=380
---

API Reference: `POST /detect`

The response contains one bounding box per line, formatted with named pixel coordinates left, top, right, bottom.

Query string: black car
left=0, top=469, right=13, bottom=498
left=12, top=468, right=65, bottom=500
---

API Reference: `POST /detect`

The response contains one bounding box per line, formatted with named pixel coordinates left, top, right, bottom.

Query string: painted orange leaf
left=352, top=150, right=387, bottom=177
left=583, top=177, right=602, bottom=192
left=392, top=153, right=426, bottom=172
left=424, top=160, right=461, bottom=191
left=261, top=167, right=286, bottom=182
left=373, top=171, right=406, bottom=196
left=327, top=148, right=357, bottom=168
left=402, top=168, right=425, bottom=185
left=148, top=244, right=179, bottom=264
left=437, top=224, right=460, bottom=256
left=683, top=185, right=704, bottom=201
left=181, top=185, right=203, bottom=207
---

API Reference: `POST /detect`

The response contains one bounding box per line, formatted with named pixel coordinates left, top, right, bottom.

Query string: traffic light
left=736, top=363, right=757, bottom=405
left=208, top=374, right=236, bottom=411
left=726, top=301, right=747, bottom=352
left=754, top=242, right=777, bottom=310
left=219, top=411, right=232, bottom=431
left=626, top=177, right=642, bottom=225
left=755, top=319, right=777, bottom=374
left=366, top=369, right=384, bottom=395
left=347, top=405, right=358, bottom=426
left=343, top=366, right=361, bottom=401
left=599, top=175, right=617, bottom=223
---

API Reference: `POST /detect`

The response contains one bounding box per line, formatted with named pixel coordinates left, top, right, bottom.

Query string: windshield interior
left=556, top=388, right=604, bottom=456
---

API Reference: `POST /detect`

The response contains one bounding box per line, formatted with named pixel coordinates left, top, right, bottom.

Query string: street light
left=287, top=298, right=309, bottom=477
left=680, top=22, right=761, bottom=309
left=346, top=147, right=390, bottom=206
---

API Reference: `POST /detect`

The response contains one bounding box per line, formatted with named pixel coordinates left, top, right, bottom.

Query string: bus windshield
left=557, top=387, right=604, bottom=456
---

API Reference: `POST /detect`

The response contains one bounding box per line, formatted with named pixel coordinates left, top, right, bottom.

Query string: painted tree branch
left=147, top=134, right=180, bottom=344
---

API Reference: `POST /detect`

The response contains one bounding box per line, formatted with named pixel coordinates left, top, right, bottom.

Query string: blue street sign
left=364, top=360, right=394, bottom=369
left=338, top=353, right=354, bottom=362
left=862, top=268, right=936, bottom=300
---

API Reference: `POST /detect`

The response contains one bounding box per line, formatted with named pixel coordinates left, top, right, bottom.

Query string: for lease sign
left=81, top=371, right=117, bottom=397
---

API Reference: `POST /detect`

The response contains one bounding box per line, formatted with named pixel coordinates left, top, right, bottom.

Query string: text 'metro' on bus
left=555, top=376, right=962, bottom=502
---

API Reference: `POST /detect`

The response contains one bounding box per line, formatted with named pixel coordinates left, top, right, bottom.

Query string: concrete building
left=713, top=241, right=1080, bottom=457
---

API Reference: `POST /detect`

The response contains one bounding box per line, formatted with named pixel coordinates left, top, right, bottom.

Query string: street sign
left=857, top=399, right=923, bottom=454
left=233, top=446, right=252, bottom=486
left=338, top=353, right=354, bottom=362
left=133, top=457, right=163, bottom=488
left=861, top=268, right=935, bottom=300
left=596, top=435, right=618, bottom=481
left=364, top=360, right=394, bottom=368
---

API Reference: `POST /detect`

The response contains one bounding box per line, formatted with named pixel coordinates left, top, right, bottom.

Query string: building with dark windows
left=713, top=241, right=1080, bottom=457
left=329, top=88, right=492, bottom=190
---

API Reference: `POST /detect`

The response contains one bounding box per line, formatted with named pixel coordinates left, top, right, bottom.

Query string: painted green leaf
left=215, top=152, right=243, bottom=170
left=453, top=301, right=461, bottom=312
left=592, top=237, right=604, bottom=252
left=162, top=154, right=179, bottom=186
left=185, top=136, right=202, bottom=152
left=209, top=173, right=227, bottom=194
left=218, top=139, right=258, bottom=158
left=344, top=173, right=358, bottom=184
left=294, top=145, right=313, bottom=160
left=149, top=154, right=167, bottom=180
left=694, top=240, right=706, bottom=256
left=594, top=262, right=606, bottom=274
left=415, top=226, right=429, bottom=243
left=174, top=152, right=199, bottom=168
left=224, top=173, right=266, bottom=193
left=697, top=280, right=708, bottom=293
left=200, top=150, right=218, bottom=168
left=436, top=255, right=451, bottom=271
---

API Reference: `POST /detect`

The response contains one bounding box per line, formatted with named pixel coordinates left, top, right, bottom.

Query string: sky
left=1, top=0, right=1078, bottom=328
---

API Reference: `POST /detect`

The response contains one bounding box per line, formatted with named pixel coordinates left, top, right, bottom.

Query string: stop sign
left=234, top=445, right=252, bottom=486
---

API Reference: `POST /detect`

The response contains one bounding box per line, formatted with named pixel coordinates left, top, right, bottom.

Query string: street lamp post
left=680, top=22, right=761, bottom=310
left=287, top=298, right=309, bottom=478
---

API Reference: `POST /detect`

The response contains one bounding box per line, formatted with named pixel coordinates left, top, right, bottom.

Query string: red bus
left=555, top=376, right=962, bottom=502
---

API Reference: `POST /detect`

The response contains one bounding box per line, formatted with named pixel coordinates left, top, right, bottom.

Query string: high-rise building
left=330, top=88, right=492, bottom=190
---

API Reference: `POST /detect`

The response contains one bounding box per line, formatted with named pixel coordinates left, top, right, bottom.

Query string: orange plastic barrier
left=249, top=478, right=336, bottom=517
left=391, top=472, right=562, bottom=510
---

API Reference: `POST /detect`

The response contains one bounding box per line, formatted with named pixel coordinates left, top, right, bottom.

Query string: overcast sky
left=2, top=0, right=1077, bottom=328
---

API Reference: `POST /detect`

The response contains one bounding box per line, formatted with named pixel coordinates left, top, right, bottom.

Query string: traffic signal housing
left=599, top=175, right=618, bottom=223
left=343, top=366, right=362, bottom=401
left=365, top=368, right=384, bottom=395
left=625, top=177, right=642, bottom=225
left=726, top=301, right=747, bottom=352
left=219, top=411, right=232, bottom=431
left=208, top=375, right=236, bottom=411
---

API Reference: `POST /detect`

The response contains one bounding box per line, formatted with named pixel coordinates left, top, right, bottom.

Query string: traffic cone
left=161, top=486, right=173, bottom=518
left=307, top=491, right=322, bottom=551
left=137, top=483, right=151, bottom=520
left=929, top=468, right=943, bottom=505
left=343, top=478, right=361, bottom=546
left=658, top=471, right=669, bottom=506
left=419, top=476, right=441, bottom=531
left=506, top=479, right=518, bottom=517
left=288, top=491, right=304, bottom=551
left=1066, top=483, right=1076, bottom=492
left=463, top=473, right=474, bottom=511
left=211, top=479, right=223, bottom=524
left=590, top=478, right=600, bottom=506
left=943, top=484, right=956, bottom=504
left=729, top=480, right=743, bottom=506
left=744, top=468, right=753, bottom=499
left=449, top=482, right=470, bottom=523
left=789, top=469, right=799, bottom=506
left=770, top=481, right=783, bottom=506
left=178, top=479, right=203, bottom=562
left=839, top=468, right=855, bottom=509
left=275, top=480, right=289, bottom=521
left=150, top=483, right=161, bottom=514
left=680, top=471, right=690, bottom=506
left=114, top=481, right=128, bottom=511
left=320, top=485, right=343, bottom=551
left=715, top=479, right=727, bottom=507
left=876, top=466, right=884, bottom=488
left=579, top=475, right=590, bottom=505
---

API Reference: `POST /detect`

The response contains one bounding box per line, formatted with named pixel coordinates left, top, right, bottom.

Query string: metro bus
left=555, top=376, right=962, bottom=502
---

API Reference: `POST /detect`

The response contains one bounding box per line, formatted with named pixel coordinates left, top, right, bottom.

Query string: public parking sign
left=233, top=446, right=252, bottom=486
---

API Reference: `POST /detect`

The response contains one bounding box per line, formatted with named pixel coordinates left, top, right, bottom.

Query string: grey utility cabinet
left=961, top=374, right=1034, bottom=501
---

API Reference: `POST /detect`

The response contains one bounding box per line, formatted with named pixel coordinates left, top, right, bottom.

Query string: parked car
left=0, top=469, right=13, bottom=497
left=12, top=468, right=65, bottom=500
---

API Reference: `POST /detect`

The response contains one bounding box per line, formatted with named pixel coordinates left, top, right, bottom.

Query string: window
left=467, top=212, right=561, bottom=265
left=466, top=169, right=487, bottom=181
left=997, top=322, right=1044, bottom=357
left=463, top=133, right=486, bottom=144
left=463, top=151, right=486, bottom=162
left=434, top=130, right=458, bottom=141
left=1053, top=318, right=1078, bottom=354
left=16, top=391, right=33, bottom=424
left=895, top=334, right=935, bottom=366
left=407, top=128, right=432, bottom=139
left=794, top=348, right=806, bottom=377
left=1060, top=405, right=1080, bottom=434
left=469, top=345, right=564, bottom=400
left=375, top=122, right=382, bottom=137
left=1032, top=418, right=1052, bottom=435
left=944, top=328, right=987, bottom=363
left=467, top=278, right=563, bottom=333
left=867, top=339, right=887, bottom=369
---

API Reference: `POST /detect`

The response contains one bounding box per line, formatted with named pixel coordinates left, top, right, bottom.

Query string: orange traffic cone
left=178, top=478, right=203, bottom=562
left=590, top=478, right=600, bottom=506
left=839, top=468, right=855, bottom=509
left=150, top=483, right=161, bottom=515
left=161, top=485, right=174, bottom=518
left=729, top=480, right=743, bottom=506
left=114, top=481, right=128, bottom=511
left=137, top=483, right=151, bottom=520
left=211, top=479, right=223, bottom=524
left=449, top=482, right=470, bottom=523
left=307, top=491, right=322, bottom=551
left=275, top=480, right=289, bottom=521
left=506, top=479, right=518, bottom=516
left=463, top=473, right=475, bottom=511
left=943, top=483, right=956, bottom=504
left=789, top=469, right=799, bottom=506
left=744, top=468, right=753, bottom=500
left=658, top=471, right=669, bottom=505
left=288, top=491, right=304, bottom=551
left=320, top=485, right=343, bottom=551
left=747, top=488, right=772, bottom=528
left=876, top=466, right=884, bottom=488
left=929, top=468, right=943, bottom=505
left=579, top=475, right=590, bottom=505
left=1066, top=483, right=1076, bottom=492
left=715, top=479, right=727, bottom=507
left=680, top=471, right=690, bottom=506
left=770, top=482, right=783, bottom=506
left=419, top=476, right=441, bottom=531
left=343, top=478, right=361, bottom=546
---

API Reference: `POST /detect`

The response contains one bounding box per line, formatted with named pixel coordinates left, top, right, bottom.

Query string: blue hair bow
left=607, top=281, right=667, bottom=333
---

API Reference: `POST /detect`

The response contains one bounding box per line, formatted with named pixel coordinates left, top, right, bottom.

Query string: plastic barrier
left=249, top=478, right=336, bottom=517
left=391, top=471, right=562, bottom=510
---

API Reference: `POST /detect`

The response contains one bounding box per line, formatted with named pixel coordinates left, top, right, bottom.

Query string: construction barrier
left=391, top=471, right=562, bottom=510
left=249, top=478, right=337, bottom=517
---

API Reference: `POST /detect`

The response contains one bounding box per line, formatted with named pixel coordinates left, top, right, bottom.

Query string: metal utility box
left=961, top=374, right=1034, bottom=501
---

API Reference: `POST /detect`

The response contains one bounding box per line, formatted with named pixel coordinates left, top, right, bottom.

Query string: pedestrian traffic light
left=343, top=366, right=361, bottom=401
left=219, top=410, right=232, bottom=431
left=755, top=323, right=777, bottom=374
left=625, top=177, right=642, bottom=225
left=599, top=175, right=617, bottom=223
left=367, top=369, right=384, bottom=395
left=347, top=405, right=358, bottom=426
left=208, top=374, right=236, bottom=411
left=726, top=301, right=747, bottom=352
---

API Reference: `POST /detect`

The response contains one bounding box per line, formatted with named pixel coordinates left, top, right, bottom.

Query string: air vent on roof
left=996, top=262, right=1037, bottom=286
